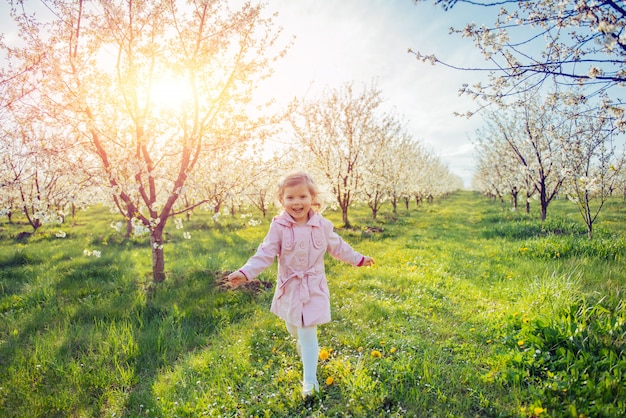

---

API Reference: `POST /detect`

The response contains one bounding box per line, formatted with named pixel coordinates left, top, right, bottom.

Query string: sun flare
left=149, top=75, right=194, bottom=110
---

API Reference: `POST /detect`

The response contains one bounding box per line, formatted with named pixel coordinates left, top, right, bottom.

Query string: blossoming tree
left=2, top=0, right=286, bottom=282
left=0, top=105, right=95, bottom=232
left=473, top=89, right=624, bottom=230
left=559, top=102, right=625, bottom=239
left=411, top=0, right=625, bottom=129
left=288, top=82, right=384, bottom=228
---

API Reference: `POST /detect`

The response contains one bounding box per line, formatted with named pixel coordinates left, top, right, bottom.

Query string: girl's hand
left=361, top=256, right=375, bottom=267
left=227, top=270, right=248, bottom=288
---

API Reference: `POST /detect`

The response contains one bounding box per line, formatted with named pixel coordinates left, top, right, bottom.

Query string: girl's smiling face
left=280, top=183, right=313, bottom=224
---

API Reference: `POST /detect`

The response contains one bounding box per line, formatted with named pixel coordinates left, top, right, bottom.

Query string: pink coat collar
left=274, top=210, right=323, bottom=227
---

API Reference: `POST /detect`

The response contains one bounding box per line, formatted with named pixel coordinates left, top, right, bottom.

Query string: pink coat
left=239, top=210, right=365, bottom=327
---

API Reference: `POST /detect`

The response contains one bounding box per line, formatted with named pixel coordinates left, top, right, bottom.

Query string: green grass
left=0, top=192, right=624, bottom=417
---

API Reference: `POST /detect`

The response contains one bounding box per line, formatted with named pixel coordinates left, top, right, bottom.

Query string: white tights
left=285, top=321, right=319, bottom=392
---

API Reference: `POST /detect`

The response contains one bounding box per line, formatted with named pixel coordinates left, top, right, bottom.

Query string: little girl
left=228, top=172, right=374, bottom=397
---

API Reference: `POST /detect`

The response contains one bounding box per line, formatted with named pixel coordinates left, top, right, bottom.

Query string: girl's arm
left=229, top=221, right=281, bottom=285
left=324, top=220, right=374, bottom=266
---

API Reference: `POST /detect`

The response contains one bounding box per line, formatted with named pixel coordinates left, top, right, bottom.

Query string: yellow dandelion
left=469, top=327, right=476, bottom=332
left=522, top=317, right=530, bottom=324
left=371, top=350, right=382, bottom=359
left=390, top=347, right=397, bottom=354
left=326, top=376, right=334, bottom=386
left=319, top=349, right=330, bottom=361
left=517, top=340, right=524, bottom=347
left=533, top=406, right=546, bottom=415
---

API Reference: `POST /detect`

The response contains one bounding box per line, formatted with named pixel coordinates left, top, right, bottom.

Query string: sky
left=0, top=0, right=492, bottom=188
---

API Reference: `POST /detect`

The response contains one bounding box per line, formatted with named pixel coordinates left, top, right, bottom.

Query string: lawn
left=0, top=191, right=624, bottom=417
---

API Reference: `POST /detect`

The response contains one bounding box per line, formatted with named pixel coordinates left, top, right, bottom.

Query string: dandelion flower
left=533, top=406, right=545, bottom=415
left=517, top=340, right=524, bottom=347
left=371, top=350, right=382, bottom=359
left=319, top=349, right=330, bottom=361
left=326, top=376, right=334, bottom=386
left=390, top=347, right=397, bottom=354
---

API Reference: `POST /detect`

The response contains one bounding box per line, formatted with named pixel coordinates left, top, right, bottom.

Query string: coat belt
left=280, top=267, right=317, bottom=304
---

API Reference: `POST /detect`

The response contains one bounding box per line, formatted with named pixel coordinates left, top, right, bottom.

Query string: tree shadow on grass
left=0, top=247, right=262, bottom=417
left=122, top=268, right=263, bottom=416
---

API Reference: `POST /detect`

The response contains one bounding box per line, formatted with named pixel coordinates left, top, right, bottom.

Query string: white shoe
left=302, top=381, right=319, bottom=397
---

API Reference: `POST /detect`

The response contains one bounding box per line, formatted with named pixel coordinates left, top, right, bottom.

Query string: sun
left=149, top=74, right=194, bottom=111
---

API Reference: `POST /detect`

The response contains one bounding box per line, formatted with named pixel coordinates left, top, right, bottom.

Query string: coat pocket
left=318, top=279, right=330, bottom=299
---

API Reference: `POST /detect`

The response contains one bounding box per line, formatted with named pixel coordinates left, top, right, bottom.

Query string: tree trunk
left=341, top=207, right=351, bottom=228
left=125, top=219, right=133, bottom=238
left=150, top=227, right=166, bottom=283
left=539, top=184, right=548, bottom=221
left=511, top=187, right=518, bottom=210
